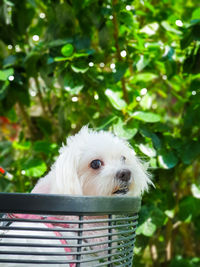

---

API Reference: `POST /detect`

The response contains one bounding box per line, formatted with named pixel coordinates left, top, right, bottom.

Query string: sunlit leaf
left=139, top=128, right=161, bottom=150
left=135, top=73, right=158, bottom=82
left=136, top=55, right=150, bottom=71
left=22, top=158, right=47, bottom=178
left=136, top=218, right=157, bottom=237
left=105, top=89, right=127, bottom=110
left=140, top=93, right=153, bottom=109
left=61, top=44, right=74, bottom=57
left=161, top=21, right=182, bottom=35
left=192, top=7, right=200, bottom=20
left=0, top=68, right=14, bottom=81
left=64, top=73, right=84, bottom=94
left=33, top=141, right=58, bottom=155
left=140, top=22, right=159, bottom=36
left=71, top=62, right=89, bottom=73
left=139, top=143, right=156, bottom=157
left=165, top=209, right=175, bottom=219
left=191, top=184, right=200, bottom=199
left=113, top=118, right=137, bottom=140
left=132, top=111, right=161, bottom=123
left=13, top=141, right=31, bottom=150
left=158, top=151, right=178, bottom=169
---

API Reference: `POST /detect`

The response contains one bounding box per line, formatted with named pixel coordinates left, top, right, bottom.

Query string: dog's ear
left=32, top=146, right=82, bottom=195
left=54, top=145, right=82, bottom=195
left=32, top=130, right=85, bottom=195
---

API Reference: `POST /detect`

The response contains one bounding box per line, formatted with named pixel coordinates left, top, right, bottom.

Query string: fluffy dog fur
left=32, top=126, right=151, bottom=196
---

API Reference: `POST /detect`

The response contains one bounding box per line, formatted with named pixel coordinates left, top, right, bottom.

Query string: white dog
left=32, top=126, right=151, bottom=196
left=0, top=126, right=151, bottom=266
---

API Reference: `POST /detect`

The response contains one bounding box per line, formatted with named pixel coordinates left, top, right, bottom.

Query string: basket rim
left=0, top=193, right=141, bottom=215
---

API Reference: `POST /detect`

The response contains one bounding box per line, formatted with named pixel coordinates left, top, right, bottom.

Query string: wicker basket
left=0, top=193, right=140, bottom=266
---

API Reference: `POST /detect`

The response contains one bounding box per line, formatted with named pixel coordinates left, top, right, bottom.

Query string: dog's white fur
left=32, top=126, right=151, bottom=197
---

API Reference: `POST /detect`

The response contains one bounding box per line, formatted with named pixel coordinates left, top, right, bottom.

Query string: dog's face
left=32, top=126, right=151, bottom=196
left=77, top=134, right=138, bottom=196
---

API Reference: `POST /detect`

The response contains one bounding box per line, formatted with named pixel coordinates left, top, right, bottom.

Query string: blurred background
left=0, top=0, right=200, bottom=266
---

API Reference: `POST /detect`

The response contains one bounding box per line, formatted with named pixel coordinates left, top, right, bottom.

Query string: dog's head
left=33, top=126, right=151, bottom=196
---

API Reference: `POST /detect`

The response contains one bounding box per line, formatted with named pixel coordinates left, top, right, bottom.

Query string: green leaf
left=0, top=68, right=14, bottom=81
left=3, top=55, right=17, bottom=68
left=181, top=141, right=200, bottom=164
left=192, top=7, right=200, bottom=20
left=48, top=38, right=73, bottom=48
left=178, top=196, right=200, bottom=222
left=140, top=93, right=153, bottom=110
left=170, top=256, right=200, bottom=267
left=132, top=111, right=161, bottom=123
left=150, top=158, right=157, bottom=168
left=140, top=22, right=159, bottom=36
left=151, top=206, right=166, bottom=227
left=113, top=118, right=137, bottom=140
left=161, top=21, right=182, bottom=35
left=13, top=141, right=31, bottom=150
left=0, top=80, right=9, bottom=100
left=71, top=61, right=89, bottom=73
left=137, top=205, right=166, bottom=237
left=135, top=72, right=158, bottom=82
left=139, top=143, right=156, bottom=157
left=139, top=128, right=161, bottom=150
left=136, top=55, right=150, bottom=72
left=165, top=209, right=175, bottom=219
left=61, top=44, right=74, bottom=57
left=136, top=218, right=157, bottom=237
left=96, top=116, right=118, bottom=131
left=64, top=73, right=84, bottom=94
left=33, top=141, right=58, bottom=155
left=22, top=158, right=47, bottom=178
left=162, top=46, right=174, bottom=61
left=113, top=62, right=128, bottom=82
left=191, top=184, right=200, bottom=199
left=6, top=107, right=18, bottom=122
left=158, top=151, right=178, bottom=169
left=105, top=89, right=127, bottom=110
left=24, top=52, right=40, bottom=77
left=36, top=117, right=53, bottom=137
left=120, top=11, right=134, bottom=27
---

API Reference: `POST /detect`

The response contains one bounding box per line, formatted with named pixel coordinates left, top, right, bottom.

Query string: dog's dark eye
left=90, top=159, right=102, bottom=169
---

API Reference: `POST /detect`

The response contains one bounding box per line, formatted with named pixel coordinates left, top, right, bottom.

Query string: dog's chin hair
left=80, top=173, right=133, bottom=197
left=80, top=174, right=115, bottom=196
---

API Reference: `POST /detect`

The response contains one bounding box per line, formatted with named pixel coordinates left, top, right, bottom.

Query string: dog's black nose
left=116, top=169, right=131, bottom=182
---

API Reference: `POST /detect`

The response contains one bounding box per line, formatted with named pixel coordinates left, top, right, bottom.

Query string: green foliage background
left=0, top=0, right=200, bottom=266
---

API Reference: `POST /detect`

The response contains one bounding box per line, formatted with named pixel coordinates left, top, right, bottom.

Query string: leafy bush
left=0, top=0, right=200, bottom=266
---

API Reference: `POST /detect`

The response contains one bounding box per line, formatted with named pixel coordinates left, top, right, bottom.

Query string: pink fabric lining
left=8, top=213, right=76, bottom=267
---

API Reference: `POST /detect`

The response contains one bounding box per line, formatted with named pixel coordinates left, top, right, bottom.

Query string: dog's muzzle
left=113, top=169, right=131, bottom=195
